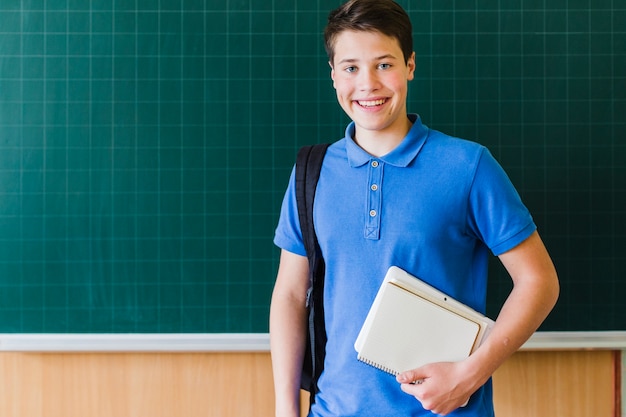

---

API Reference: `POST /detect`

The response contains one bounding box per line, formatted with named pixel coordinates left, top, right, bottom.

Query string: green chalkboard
left=0, top=0, right=624, bottom=333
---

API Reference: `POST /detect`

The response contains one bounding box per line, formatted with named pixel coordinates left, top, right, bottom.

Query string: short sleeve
left=273, top=167, right=307, bottom=257
left=467, top=148, right=536, bottom=256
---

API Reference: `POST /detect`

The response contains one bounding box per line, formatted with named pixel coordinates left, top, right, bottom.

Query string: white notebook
left=354, top=266, right=495, bottom=376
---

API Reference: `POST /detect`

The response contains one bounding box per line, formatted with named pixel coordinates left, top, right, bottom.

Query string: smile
left=357, top=99, right=386, bottom=107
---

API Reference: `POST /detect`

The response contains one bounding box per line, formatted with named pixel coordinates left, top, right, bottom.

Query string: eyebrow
left=336, top=54, right=399, bottom=65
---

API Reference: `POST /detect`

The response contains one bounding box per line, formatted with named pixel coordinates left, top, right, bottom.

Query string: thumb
left=396, top=369, right=426, bottom=384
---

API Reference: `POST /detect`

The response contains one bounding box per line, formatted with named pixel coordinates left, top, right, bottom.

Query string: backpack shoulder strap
left=294, top=143, right=330, bottom=397
left=295, top=143, right=330, bottom=261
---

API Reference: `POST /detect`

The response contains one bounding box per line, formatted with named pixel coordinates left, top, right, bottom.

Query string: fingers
left=399, top=379, right=438, bottom=414
left=396, top=370, right=426, bottom=385
left=399, top=379, right=422, bottom=395
left=398, top=375, right=426, bottom=400
left=397, top=375, right=469, bottom=416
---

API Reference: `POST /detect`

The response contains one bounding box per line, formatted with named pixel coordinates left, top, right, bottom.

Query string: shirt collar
left=345, top=114, right=429, bottom=168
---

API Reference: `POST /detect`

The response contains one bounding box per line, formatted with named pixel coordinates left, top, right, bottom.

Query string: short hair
left=324, top=0, right=413, bottom=64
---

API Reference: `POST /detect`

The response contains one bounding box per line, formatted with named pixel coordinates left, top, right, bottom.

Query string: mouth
left=356, top=98, right=387, bottom=108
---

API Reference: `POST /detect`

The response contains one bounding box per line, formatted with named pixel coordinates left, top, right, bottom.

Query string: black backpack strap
left=295, top=143, right=330, bottom=400
left=296, top=144, right=330, bottom=263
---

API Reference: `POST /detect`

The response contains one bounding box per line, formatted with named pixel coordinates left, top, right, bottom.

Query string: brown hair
left=324, top=0, right=413, bottom=64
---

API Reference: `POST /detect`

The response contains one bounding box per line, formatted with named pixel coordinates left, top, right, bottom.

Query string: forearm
left=270, top=294, right=307, bottom=416
left=269, top=251, right=310, bottom=417
left=464, top=274, right=559, bottom=388
left=465, top=232, right=560, bottom=388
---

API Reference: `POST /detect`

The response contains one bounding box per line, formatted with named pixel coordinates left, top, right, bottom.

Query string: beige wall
left=0, top=350, right=617, bottom=417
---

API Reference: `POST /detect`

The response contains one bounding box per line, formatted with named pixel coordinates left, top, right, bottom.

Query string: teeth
left=358, top=99, right=385, bottom=107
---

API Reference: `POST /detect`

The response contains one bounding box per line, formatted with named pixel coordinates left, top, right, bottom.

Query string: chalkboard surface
left=0, top=1, right=624, bottom=333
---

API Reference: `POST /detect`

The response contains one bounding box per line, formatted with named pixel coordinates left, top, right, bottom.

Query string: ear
left=406, top=52, right=416, bottom=81
left=329, top=61, right=336, bottom=88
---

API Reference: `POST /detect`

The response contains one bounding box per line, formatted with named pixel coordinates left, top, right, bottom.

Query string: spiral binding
left=357, top=355, right=398, bottom=376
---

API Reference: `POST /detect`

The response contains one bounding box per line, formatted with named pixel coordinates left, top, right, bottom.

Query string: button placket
left=365, top=159, right=383, bottom=240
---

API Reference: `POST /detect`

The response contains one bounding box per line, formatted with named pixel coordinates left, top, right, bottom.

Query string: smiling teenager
left=330, top=29, right=415, bottom=157
left=270, top=1, right=559, bottom=416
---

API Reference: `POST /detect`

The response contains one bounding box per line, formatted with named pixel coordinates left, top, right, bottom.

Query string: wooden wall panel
left=493, top=350, right=617, bottom=417
left=0, top=350, right=617, bottom=417
left=0, top=352, right=275, bottom=417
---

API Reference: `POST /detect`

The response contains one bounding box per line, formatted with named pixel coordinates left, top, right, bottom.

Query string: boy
left=270, top=0, right=559, bottom=416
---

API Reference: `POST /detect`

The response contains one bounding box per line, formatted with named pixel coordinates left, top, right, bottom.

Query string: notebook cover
left=355, top=266, right=495, bottom=375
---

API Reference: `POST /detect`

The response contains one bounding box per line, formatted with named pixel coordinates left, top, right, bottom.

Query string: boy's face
left=330, top=30, right=415, bottom=141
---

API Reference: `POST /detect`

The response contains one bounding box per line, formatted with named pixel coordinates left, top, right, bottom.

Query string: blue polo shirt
left=274, top=114, right=535, bottom=417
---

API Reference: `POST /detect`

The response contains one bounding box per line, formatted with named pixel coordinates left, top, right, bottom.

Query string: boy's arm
left=397, top=231, right=560, bottom=415
left=270, top=249, right=311, bottom=417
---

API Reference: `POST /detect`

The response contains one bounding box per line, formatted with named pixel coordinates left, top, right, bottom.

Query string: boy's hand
left=396, top=361, right=478, bottom=416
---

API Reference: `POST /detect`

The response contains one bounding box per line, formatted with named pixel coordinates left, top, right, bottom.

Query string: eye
left=378, top=63, right=392, bottom=70
left=344, top=66, right=357, bottom=73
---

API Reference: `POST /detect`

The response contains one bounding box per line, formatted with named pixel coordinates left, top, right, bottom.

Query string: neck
left=353, top=117, right=413, bottom=158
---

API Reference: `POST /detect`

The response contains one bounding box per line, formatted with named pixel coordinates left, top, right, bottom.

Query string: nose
left=357, top=68, right=380, bottom=91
